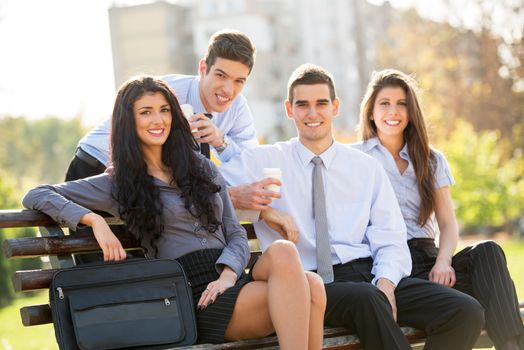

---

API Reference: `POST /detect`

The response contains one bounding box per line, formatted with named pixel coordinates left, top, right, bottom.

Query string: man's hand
left=189, top=114, right=223, bottom=147
left=260, top=207, right=299, bottom=243
left=376, top=278, right=397, bottom=321
left=429, top=259, right=456, bottom=287
left=228, top=179, right=282, bottom=210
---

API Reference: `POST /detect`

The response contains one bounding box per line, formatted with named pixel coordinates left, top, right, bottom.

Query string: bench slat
left=12, top=268, right=58, bottom=292
left=20, top=304, right=52, bottom=327
left=3, top=234, right=141, bottom=259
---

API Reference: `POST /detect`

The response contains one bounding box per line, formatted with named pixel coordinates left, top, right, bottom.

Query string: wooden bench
left=2, top=209, right=523, bottom=349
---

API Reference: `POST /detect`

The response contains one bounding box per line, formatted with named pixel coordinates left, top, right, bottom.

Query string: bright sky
left=0, top=0, right=119, bottom=126
left=0, top=0, right=489, bottom=127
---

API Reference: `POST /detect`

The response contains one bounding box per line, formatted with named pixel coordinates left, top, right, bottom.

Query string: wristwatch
left=215, top=135, right=230, bottom=154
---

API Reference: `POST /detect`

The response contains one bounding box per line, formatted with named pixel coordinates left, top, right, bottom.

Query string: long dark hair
left=358, top=69, right=436, bottom=225
left=110, top=75, right=221, bottom=256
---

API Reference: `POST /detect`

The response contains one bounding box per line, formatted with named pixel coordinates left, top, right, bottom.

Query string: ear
left=284, top=100, right=293, bottom=119
left=332, top=98, right=340, bottom=118
left=198, top=59, right=207, bottom=77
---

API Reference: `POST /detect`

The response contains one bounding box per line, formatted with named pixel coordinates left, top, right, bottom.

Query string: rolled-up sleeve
left=433, top=150, right=455, bottom=189
left=366, top=161, right=411, bottom=286
left=215, top=100, right=259, bottom=163
left=22, top=174, right=119, bottom=230
left=208, top=164, right=250, bottom=278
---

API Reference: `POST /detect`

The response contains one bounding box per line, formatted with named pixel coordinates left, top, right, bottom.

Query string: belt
left=407, top=238, right=436, bottom=249
left=75, top=147, right=106, bottom=172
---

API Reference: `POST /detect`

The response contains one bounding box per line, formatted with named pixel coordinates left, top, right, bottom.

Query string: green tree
left=0, top=173, right=18, bottom=306
left=439, top=120, right=524, bottom=234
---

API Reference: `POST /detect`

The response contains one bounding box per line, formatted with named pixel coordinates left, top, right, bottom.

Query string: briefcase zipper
left=164, top=298, right=171, bottom=306
left=57, top=287, right=64, bottom=299
left=54, top=272, right=186, bottom=292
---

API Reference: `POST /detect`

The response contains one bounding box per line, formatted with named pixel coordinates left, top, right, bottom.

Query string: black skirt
left=176, top=248, right=253, bottom=344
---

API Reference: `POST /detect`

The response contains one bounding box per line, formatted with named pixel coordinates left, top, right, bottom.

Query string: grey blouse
left=22, top=160, right=250, bottom=278
left=350, top=137, right=455, bottom=240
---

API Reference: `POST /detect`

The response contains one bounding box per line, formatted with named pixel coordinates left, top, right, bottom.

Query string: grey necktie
left=311, top=156, right=334, bottom=283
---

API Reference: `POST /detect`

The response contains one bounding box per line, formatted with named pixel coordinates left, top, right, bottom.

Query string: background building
left=108, top=0, right=392, bottom=140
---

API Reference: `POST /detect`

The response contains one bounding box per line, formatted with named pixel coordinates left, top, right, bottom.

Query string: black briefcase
left=49, top=259, right=197, bottom=350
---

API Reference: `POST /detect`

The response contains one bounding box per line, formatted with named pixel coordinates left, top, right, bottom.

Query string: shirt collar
left=293, top=138, right=338, bottom=169
left=399, top=141, right=410, bottom=160
left=358, top=137, right=381, bottom=152
left=361, top=137, right=411, bottom=161
left=188, top=77, right=210, bottom=116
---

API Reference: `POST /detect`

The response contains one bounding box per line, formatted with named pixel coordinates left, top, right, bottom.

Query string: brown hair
left=358, top=69, right=436, bottom=225
left=204, top=29, right=256, bottom=73
left=287, top=63, right=336, bottom=103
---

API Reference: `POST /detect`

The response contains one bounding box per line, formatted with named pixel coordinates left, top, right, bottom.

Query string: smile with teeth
left=216, top=94, right=231, bottom=103
left=148, top=128, right=165, bottom=136
left=305, top=122, right=322, bottom=127
left=384, top=120, right=401, bottom=126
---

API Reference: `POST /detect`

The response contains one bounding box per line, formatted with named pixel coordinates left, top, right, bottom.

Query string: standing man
left=66, top=29, right=258, bottom=179
left=66, top=29, right=275, bottom=264
left=220, top=64, right=484, bottom=349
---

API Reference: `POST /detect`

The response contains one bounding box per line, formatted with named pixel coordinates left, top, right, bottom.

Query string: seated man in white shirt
left=219, top=63, right=485, bottom=350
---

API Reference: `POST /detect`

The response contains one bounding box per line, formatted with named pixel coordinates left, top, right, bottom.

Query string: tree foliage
left=439, top=120, right=524, bottom=233
left=0, top=115, right=87, bottom=307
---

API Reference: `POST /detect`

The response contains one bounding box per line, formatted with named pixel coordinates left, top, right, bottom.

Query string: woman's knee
left=305, top=271, right=327, bottom=310
left=264, top=240, right=302, bottom=271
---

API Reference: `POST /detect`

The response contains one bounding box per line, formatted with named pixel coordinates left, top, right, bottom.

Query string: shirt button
left=193, top=222, right=199, bottom=227
left=201, top=238, right=207, bottom=244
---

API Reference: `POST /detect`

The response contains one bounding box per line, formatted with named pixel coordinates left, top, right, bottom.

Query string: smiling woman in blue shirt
left=352, top=68, right=523, bottom=350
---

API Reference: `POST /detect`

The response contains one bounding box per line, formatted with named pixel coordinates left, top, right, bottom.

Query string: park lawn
left=0, top=239, right=523, bottom=350
left=0, top=292, right=57, bottom=350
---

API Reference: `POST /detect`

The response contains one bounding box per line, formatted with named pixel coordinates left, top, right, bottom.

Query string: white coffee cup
left=180, top=104, right=197, bottom=133
left=263, top=168, right=282, bottom=193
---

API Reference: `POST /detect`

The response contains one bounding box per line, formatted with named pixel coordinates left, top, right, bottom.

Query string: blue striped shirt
left=350, top=137, right=455, bottom=240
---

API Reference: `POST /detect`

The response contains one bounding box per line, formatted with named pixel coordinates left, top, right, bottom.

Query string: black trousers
left=324, top=258, right=484, bottom=350
left=409, top=239, right=524, bottom=349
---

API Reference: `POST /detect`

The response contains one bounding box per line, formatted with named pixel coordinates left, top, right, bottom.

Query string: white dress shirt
left=220, top=138, right=411, bottom=285
left=79, top=74, right=259, bottom=165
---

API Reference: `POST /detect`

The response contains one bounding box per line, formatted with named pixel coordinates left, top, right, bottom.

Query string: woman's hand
left=260, top=207, right=299, bottom=243
left=198, top=267, right=237, bottom=309
left=81, top=213, right=127, bottom=261
left=429, top=259, right=456, bottom=287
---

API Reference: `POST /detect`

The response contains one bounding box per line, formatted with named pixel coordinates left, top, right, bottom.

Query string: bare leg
left=225, top=240, right=311, bottom=349
left=305, top=271, right=326, bottom=350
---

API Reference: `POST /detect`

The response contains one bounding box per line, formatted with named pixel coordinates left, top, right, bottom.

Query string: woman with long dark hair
left=352, top=69, right=523, bottom=350
left=23, top=75, right=326, bottom=349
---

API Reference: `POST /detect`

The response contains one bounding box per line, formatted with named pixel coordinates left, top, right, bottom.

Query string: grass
left=0, top=293, right=56, bottom=350
left=0, top=238, right=523, bottom=350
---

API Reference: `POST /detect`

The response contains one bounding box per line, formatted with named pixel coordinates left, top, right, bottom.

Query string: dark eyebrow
left=215, top=68, right=247, bottom=82
left=294, top=99, right=308, bottom=105
left=215, top=68, right=229, bottom=77
left=317, top=99, right=330, bottom=103
left=136, top=106, right=152, bottom=111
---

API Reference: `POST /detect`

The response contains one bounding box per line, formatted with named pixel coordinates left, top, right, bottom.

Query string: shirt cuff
left=215, top=250, right=246, bottom=279
left=216, top=140, right=240, bottom=163
left=371, top=265, right=405, bottom=287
